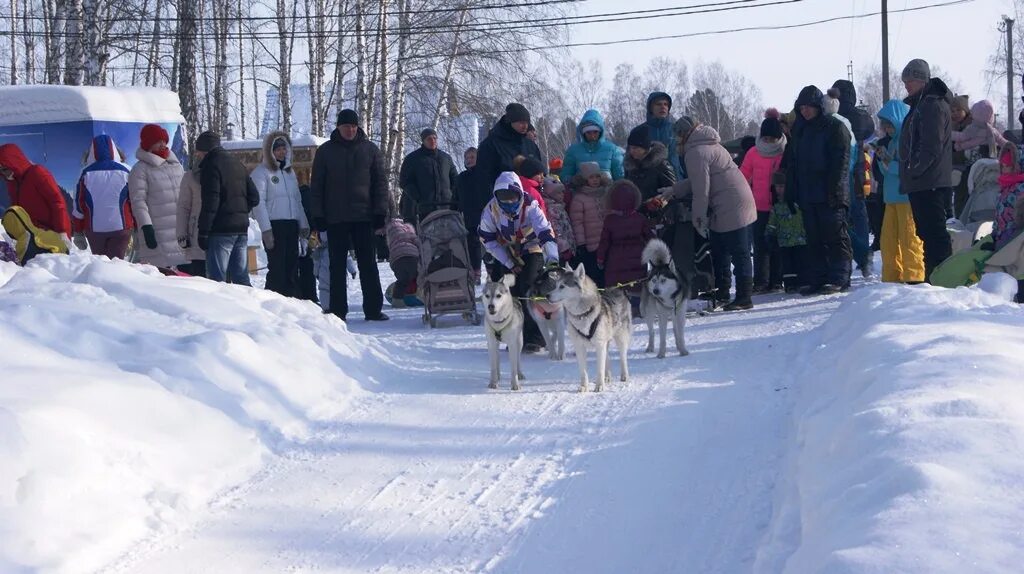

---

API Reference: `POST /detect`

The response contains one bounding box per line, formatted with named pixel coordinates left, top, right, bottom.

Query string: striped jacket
left=478, top=196, right=558, bottom=269
left=73, top=135, right=134, bottom=233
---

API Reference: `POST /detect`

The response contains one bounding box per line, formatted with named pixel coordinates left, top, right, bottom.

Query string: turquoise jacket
left=877, top=99, right=911, bottom=204
left=561, top=109, right=625, bottom=181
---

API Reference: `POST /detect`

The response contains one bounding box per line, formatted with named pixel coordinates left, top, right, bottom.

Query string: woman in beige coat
left=176, top=166, right=206, bottom=276
left=128, top=124, right=186, bottom=268
left=659, top=117, right=757, bottom=310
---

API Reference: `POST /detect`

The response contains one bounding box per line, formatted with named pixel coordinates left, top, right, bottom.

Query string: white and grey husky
left=640, top=239, right=690, bottom=358
left=528, top=269, right=567, bottom=361
left=536, top=263, right=631, bottom=392
left=481, top=274, right=525, bottom=391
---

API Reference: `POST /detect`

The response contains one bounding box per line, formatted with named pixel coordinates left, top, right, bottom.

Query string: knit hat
left=627, top=125, right=652, bottom=149
left=760, top=108, right=783, bottom=139
left=516, top=156, right=545, bottom=179
left=420, top=127, right=437, bottom=141
left=140, top=124, right=169, bottom=152
left=336, top=108, right=360, bottom=126
left=194, top=131, right=221, bottom=152
left=577, top=162, right=601, bottom=179
left=673, top=116, right=697, bottom=137
left=549, top=157, right=564, bottom=172
left=902, top=59, right=931, bottom=83
left=505, top=103, right=531, bottom=124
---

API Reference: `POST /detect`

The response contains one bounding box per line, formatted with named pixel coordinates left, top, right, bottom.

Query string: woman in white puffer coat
left=128, top=124, right=187, bottom=268
left=251, top=131, right=310, bottom=296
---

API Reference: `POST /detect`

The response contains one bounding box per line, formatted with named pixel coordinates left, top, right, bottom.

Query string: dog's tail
left=642, top=238, right=672, bottom=267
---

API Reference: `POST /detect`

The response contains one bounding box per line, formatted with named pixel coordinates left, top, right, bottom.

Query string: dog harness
left=531, top=300, right=561, bottom=321
left=569, top=305, right=602, bottom=341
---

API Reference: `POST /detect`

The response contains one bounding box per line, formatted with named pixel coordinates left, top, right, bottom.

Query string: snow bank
left=0, top=254, right=384, bottom=573
left=759, top=284, right=1024, bottom=573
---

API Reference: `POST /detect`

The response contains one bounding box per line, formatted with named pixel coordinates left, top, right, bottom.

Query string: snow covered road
left=104, top=270, right=843, bottom=574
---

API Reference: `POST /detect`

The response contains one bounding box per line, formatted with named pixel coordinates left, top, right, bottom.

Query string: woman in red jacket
left=0, top=143, right=71, bottom=236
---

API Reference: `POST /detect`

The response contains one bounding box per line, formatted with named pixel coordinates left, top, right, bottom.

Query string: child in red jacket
left=598, top=180, right=655, bottom=312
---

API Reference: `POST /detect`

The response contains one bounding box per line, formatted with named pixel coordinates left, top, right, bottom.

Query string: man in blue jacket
left=560, top=108, right=625, bottom=181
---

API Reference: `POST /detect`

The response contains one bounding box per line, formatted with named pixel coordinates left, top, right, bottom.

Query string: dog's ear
left=501, top=273, right=516, bottom=289
left=562, top=262, right=573, bottom=273
left=573, top=263, right=586, bottom=281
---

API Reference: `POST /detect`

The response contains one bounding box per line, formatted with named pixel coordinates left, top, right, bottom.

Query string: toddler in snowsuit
left=877, top=99, right=925, bottom=283
left=766, top=174, right=808, bottom=293
left=312, top=230, right=357, bottom=313
left=569, top=161, right=611, bottom=286
left=540, top=176, right=576, bottom=263
left=385, top=217, right=421, bottom=308
left=952, top=100, right=1008, bottom=155
left=598, top=180, right=656, bottom=314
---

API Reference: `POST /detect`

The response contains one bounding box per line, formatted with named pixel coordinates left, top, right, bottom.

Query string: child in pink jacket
left=952, top=100, right=1008, bottom=154
left=569, top=161, right=611, bottom=286
left=740, top=109, right=787, bottom=292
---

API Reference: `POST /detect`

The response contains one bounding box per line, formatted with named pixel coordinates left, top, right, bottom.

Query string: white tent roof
left=0, top=85, right=185, bottom=126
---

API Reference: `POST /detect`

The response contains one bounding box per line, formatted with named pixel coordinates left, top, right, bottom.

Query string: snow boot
left=723, top=279, right=754, bottom=311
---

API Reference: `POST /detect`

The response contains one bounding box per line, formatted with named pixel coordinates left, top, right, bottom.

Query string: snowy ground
left=2, top=254, right=1023, bottom=574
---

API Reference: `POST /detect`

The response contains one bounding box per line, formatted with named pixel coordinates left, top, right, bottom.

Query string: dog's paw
left=511, top=382, right=522, bottom=391
left=645, top=344, right=655, bottom=353
left=517, top=372, right=526, bottom=380
left=656, top=351, right=666, bottom=359
left=594, top=383, right=604, bottom=392
left=488, top=381, right=498, bottom=390
left=620, top=374, right=628, bottom=382
left=578, top=383, right=589, bottom=393
left=679, top=348, right=690, bottom=357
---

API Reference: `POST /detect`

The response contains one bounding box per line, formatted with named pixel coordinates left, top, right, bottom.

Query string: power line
left=0, top=0, right=807, bottom=40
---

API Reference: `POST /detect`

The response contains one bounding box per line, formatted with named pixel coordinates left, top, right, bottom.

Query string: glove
left=693, top=216, right=709, bottom=238
left=198, top=234, right=209, bottom=251
left=142, top=225, right=158, bottom=249
left=644, top=196, right=668, bottom=211
left=262, top=230, right=275, bottom=251
left=177, top=236, right=191, bottom=249
left=372, top=214, right=386, bottom=230
left=314, top=217, right=329, bottom=232
left=72, top=233, right=88, bottom=250
left=512, top=265, right=523, bottom=275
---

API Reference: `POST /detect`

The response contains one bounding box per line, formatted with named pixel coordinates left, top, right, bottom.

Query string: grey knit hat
left=901, top=59, right=931, bottom=83
left=673, top=116, right=697, bottom=137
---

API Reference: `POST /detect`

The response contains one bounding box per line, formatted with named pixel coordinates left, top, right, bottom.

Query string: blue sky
left=568, top=0, right=1011, bottom=111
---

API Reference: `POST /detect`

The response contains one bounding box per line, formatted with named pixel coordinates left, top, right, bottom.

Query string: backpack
left=1, top=206, right=69, bottom=265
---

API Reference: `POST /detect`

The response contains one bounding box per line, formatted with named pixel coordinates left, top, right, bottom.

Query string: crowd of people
left=2, top=57, right=1022, bottom=345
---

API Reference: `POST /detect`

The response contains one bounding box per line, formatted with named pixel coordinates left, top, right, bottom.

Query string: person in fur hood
left=252, top=131, right=310, bottom=297
left=740, top=109, right=787, bottom=292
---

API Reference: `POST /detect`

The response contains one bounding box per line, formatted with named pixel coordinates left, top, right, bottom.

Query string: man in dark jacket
left=899, top=59, right=954, bottom=282
left=786, top=86, right=853, bottom=295
left=474, top=103, right=544, bottom=208
left=310, top=109, right=389, bottom=321
left=633, top=92, right=684, bottom=179
left=399, top=128, right=459, bottom=222
left=830, top=80, right=876, bottom=277
left=196, top=131, right=259, bottom=285
left=456, top=146, right=484, bottom=279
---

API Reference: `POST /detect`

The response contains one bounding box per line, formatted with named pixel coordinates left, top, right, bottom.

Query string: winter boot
left=723, top=279, right=754, bottom=311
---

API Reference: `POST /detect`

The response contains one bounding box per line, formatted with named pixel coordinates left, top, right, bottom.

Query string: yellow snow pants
left=881, top=203, right=926, bottom=283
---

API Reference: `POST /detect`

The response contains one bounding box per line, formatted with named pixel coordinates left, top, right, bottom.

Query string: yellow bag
left=1, top=206, right=69, bottom=265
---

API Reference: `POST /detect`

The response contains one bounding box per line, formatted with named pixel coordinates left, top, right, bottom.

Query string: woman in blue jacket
left=561, top=109, right=625, bottom=182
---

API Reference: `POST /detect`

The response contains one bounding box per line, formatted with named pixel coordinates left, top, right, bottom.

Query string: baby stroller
left=417, top=203, right=480, bottom=328
left=948, top=159, right=1000, bottom=253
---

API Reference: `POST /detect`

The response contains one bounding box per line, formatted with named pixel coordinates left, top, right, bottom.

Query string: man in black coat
left=455, top=146, right=484, bottom=280
left=474, top=103, right=545, bottom=210
left=830, top=79, right=876, bottom=277
left=786, top=86, right=853, bottom=295
left=310, top=109, right=389, bottom=321
left=899, top=59, right=954, bottom=282
left=196, top=130, right=260, bottom=285
left=398, top=128, right=459, bottom=222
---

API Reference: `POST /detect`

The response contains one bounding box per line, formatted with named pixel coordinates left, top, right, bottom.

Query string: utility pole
left=882, top=0, right=890, bottom=102
left=1004, top=15, right=1015, bottom=134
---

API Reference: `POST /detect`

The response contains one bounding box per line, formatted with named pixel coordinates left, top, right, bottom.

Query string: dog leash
left=513, top=278, right=648, bottom=302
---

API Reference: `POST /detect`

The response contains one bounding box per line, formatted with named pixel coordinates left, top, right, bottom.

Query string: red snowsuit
left=0, top=144, right=71, bottom=236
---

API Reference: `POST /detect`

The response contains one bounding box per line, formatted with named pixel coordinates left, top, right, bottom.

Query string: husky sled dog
left=640, top=239, right=690, bottom=358
left=481, top=274, right=525, bottom=391
left=537, top=263, right=631, bottom=392
left=528, top=269, right=567, bottom=361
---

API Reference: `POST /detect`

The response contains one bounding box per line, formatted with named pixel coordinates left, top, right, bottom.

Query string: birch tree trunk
left=176, top=0, right=200, bottom=143
left=46, top=0, right=66, bottom=84
left=354, top=0, right=369, bottom=135
left=237, top=0, right=245, bottom=138
left=332, top=0, right=348, bottom=120
left=82, top=0, right=108, bottom=85
left=303, top=0, right=327, bottom=135
left=131, top=0, right=149, bottom=85
left=146, top=0, right=162, bottom=86
left=276, top=0, right=292, bottom=133
left=432, top=6, right=468, bottom=130
left=386, top=0, right=410, bottom=183
left=212, top=0, right=230, bottom=132
left=63, top=0, right=83, bottom=85
left=9, top=0, right=17, bottom=84
left=376, top=0, right=390, bottom=158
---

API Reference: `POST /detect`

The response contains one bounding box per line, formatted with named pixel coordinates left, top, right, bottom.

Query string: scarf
left=154, top=148, right=170, bottom=160
left=997, top=173, right=1024, bottom=189
left=754, top=134, right=787, bottom=158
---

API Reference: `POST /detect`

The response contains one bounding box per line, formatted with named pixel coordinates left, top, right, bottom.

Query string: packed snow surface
left=0, top=254, right=1022, bottom=573
left=0, top=86, right=186, bottom=126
